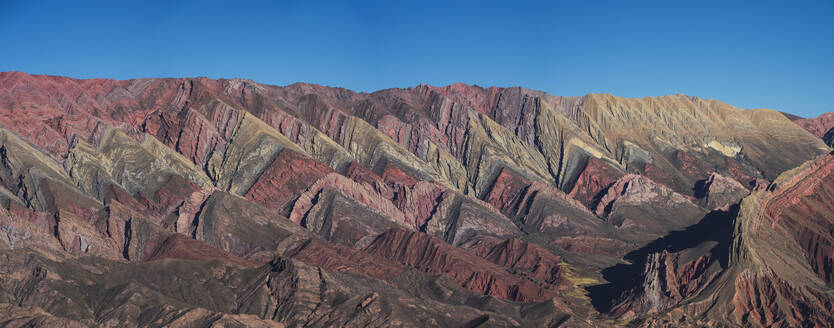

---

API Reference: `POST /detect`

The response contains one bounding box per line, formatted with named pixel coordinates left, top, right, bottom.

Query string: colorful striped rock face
left=0, top=71, right=832, bottom=327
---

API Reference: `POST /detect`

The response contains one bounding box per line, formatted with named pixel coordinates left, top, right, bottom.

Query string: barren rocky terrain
left=0, top=71, right=832, bottom=327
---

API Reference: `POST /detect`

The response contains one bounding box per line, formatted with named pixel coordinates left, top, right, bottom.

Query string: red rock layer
left=727, top=158, right=769, bottom=190
left=483, top=167, right=593, bottom=220
left=568, top=157, right=623, bottom=206
left=285, top=238, right=404, bottom=280
left=244, top=149, right=333, bottom=215
left=481, top=168, right=533, bottom=216
left=755, top=154, right=834, bottom=284
left=466, top=237, right=565, bottom=286
left=675, top=151, right=712, bottom=180
left=732, top=269, right=832, bottom=327
left=363, top=228, right=558, bottom=302
left=343, top=162, right=395, bottom=200
left=795, top=112, right=834, bottom=138
left=288, top=173, right=407, bottom=228
left=147, top=233, right=256, bottom=267
left=143, top=105, right=237, bottom=167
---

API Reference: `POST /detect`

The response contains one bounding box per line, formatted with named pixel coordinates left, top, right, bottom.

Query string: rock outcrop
left=628, top=154, right=834, bottom=327
left=694, top=172, right=750, bottom=209
left=594, top=175, right=708, bottom=244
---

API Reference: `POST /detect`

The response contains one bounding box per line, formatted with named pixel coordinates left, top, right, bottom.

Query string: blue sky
left=1, top=0, right=832, bottom=117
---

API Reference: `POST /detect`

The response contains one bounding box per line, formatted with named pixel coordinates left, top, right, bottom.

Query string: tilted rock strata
left=0, top=71, right=832, bottom=327
left=363, top=228, right=561, bottom=302
left=633, top=154, right=834, bottom=327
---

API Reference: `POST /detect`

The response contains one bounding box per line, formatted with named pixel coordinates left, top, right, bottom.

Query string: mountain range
left=0, top=71, right=832, bottom=327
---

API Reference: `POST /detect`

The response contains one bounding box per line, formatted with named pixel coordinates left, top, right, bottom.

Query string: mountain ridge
left=0, top=71, right=831, bottom=327
left=4, top=70, right=817, bottom=117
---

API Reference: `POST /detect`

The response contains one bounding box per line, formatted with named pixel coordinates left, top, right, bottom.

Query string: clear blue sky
left=1, top=0, right=832, bottom=117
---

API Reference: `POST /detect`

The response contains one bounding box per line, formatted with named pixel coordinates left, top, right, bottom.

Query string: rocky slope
left=795, top=112, right=834, bottom=147
left=795, top=112, right=834, bottom=138
left=621, top=153, right=834, bottom=327
left=0, top=71, right=831, bottom=327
